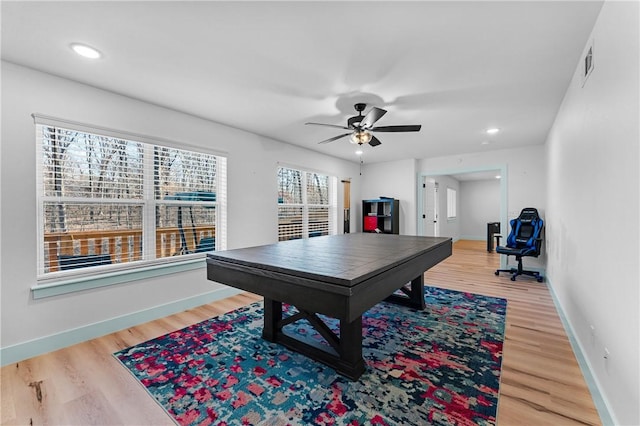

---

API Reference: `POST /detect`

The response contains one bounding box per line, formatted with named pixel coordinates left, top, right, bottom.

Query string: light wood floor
left=1, top=240, right=601, bottom=425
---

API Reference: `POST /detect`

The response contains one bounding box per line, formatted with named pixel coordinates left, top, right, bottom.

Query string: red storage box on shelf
left=364, top=216, right=378, bottom=231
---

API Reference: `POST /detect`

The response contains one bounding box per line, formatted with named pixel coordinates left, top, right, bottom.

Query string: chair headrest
left=506, top=207, right=543, bottom=249
left=518, top=208, right=540, bottom=224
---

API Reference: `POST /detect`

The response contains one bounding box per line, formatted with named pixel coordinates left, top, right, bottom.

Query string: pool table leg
left=262, top=298, right=282, bottom=342
left=385, top=274, right=426, bottom=310
left=261, top=297, right=366, bottom=381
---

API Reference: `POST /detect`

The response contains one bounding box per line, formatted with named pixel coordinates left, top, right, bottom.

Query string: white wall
left=545, top=1, right=639, bottom=424
left=460, top=179, right=501, bottom=240
left=0, top=62, right=360, bottom=353
left=360, top=158, right=418, bottom=235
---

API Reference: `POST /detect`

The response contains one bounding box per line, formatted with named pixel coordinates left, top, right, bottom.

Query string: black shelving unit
left=362, top=198, right=400, bottom=234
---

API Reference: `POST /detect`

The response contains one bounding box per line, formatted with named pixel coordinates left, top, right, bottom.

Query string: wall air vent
left=582, top=40, right=594, bottom=87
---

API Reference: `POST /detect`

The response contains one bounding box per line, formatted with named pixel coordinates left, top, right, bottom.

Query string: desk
left=206, top=233, right=452, bottom=380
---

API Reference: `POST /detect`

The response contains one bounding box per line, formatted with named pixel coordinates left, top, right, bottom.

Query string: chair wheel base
left=495, top=268, right=543, bottom=283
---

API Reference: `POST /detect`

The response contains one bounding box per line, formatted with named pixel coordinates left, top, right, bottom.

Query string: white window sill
left=31, top=257, right=206, bottom=299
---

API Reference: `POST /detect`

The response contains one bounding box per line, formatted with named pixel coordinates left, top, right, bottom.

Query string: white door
left=423, top=179, right=439, bottom=237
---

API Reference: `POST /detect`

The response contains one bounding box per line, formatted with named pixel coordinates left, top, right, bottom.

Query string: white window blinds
left=277, top=166, right=337, bottom=241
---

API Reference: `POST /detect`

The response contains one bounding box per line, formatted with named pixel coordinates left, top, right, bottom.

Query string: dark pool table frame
left=207, top=233, right=452, bottom=380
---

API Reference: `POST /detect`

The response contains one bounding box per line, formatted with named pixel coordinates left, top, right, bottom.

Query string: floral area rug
left=114, top=287, right=507, bottom=425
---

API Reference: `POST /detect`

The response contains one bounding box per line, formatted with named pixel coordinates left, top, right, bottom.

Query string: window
left=35, top=116, right=226, bottom=279
left=447, top=187, right=457, bottom=219
left=277, top=166, right=337, bottom=241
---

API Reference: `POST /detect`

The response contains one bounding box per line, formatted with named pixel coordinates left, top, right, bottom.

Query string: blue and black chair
left=494, top=207, right=544, bottom=282
left=195, top=237, right=215, bottom=253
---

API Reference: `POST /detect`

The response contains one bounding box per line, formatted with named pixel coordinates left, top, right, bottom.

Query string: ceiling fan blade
left=306, top=122, right=350, bottom=130
left=370, top=125, right=422, bottom=132
left=359, top=107, right=387, bottom=129
left=368, top=135, right=382, bottom=147
left=318, top=133, right=351, bottom=144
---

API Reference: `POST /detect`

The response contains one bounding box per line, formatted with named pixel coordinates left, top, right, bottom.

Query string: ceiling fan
left=306, top=103, right=421, bottom=147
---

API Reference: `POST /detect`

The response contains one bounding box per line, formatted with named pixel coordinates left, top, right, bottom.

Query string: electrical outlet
left=603, top=347, right=611, bottom=374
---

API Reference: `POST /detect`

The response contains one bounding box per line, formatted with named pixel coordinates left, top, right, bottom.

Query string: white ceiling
left=1, top=1, right=603, bottom=165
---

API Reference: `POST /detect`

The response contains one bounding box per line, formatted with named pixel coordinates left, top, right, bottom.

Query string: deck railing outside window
left=43, top=226, right=216, bottom=272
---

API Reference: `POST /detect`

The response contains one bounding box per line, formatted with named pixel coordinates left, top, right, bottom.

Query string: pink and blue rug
left=115, top=286, right=506, bottom=425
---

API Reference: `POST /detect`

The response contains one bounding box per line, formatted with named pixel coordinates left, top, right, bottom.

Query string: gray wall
left=459, top=179, right=501, bottom=240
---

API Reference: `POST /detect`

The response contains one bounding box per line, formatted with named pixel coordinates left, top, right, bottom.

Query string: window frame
left=32, top=114, right=227, bottom=297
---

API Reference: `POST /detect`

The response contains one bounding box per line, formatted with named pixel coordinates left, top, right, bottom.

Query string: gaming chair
left=494, top=207, right=544, bottom=282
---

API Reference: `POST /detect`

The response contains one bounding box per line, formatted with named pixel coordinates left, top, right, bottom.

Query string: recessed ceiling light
left=481, top=141, right=491, bottom=145
left=495, top=175, right=501, bottom=179
left=70, top=43, right=101, bottom=59
left=486, top=128, right=500, bottom=135
left=355, top=150, right=363, bottom=155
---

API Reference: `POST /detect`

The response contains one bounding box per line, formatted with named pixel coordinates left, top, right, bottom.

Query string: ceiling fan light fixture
left=309, top=103, right=421, bottom=147
left=350, top=130, right=372, bottom=145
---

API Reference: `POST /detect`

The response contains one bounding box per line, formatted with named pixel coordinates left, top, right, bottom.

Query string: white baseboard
left=546, top=278, right=617, bottom=426
left=0, top=286, right=242, bottom=366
